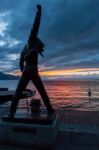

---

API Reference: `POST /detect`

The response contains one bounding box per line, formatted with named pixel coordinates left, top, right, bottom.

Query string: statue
left=8, top=4, right=55, bottom=118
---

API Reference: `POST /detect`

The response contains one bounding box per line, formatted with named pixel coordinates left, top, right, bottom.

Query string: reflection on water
left=42, top=81, right=99, bottom=111
left=0, top=80, right=99, bottom=111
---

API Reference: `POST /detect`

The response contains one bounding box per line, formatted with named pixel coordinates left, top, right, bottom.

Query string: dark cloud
left=0, top=0, right=99, bottom=75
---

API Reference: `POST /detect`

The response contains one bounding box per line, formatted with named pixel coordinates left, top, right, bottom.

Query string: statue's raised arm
left=28, top=4, right=42, bottom=50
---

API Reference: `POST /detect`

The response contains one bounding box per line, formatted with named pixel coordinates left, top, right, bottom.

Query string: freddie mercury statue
left=8, top=4, right=55, bottom=118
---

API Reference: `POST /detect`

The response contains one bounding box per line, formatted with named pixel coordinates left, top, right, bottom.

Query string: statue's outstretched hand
left=37, top=4, right=41, bottom=11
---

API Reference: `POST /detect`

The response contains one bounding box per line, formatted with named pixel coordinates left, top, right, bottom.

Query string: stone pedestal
left=0, top=112, right=59, bottom=149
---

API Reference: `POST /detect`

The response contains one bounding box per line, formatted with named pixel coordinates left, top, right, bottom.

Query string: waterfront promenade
left=0, top=104, right=99, bottom=150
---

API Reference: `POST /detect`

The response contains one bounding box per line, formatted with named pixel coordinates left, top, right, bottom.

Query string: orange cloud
left=39, top=68, right=99, bottom=76
left=8, top=68, right=99, bottom=77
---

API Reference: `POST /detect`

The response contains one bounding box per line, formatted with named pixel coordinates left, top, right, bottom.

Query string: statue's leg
left=31, top=71, right=55, bottom=113
left=9, top=73, right=30, bottom=116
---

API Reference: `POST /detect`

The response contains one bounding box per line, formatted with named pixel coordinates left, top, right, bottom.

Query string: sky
left=0, top=0, right=99, bottom=80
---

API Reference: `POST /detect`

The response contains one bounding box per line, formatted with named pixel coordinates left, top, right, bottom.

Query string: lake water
left=0, top=80, right=99, bottom=111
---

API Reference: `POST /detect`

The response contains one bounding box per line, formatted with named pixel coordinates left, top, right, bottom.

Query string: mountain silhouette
left=0, top=72, right=19, bottom=80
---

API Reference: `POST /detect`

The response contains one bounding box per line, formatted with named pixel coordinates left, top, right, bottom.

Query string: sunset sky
left=0, top=0, right=99, bottom=80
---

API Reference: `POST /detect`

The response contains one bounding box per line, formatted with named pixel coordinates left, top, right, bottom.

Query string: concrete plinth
left=0, top=112, right=59, bottom=149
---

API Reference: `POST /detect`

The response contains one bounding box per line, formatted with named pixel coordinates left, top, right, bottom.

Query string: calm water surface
left=0, top=80, right=99, bottom=111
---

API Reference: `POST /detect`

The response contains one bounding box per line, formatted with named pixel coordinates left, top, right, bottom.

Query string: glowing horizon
left=8, top=68, right=99, bottom=78
left=40, top=68, right=99, bottom=76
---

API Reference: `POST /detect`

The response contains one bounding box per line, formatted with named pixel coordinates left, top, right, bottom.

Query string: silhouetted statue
left=8, top=4, right=55, bottom=118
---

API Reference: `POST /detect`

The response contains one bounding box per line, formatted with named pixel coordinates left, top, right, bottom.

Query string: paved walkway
left=55, top=131, right=99, bottom=150
left=55, top=110, right=99, bottom=150
left=0, top=105, right=99, bottom=150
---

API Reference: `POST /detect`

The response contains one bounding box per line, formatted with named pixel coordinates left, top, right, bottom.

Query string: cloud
left=0, top=60, right=14, bottom=72
left=6, top=54, right=20, bottom=61
left=0, top=0, right=99, bottom=77
left=0, top=40, right=6, bottom=46
left=0, top=21, right=8, bottom=37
